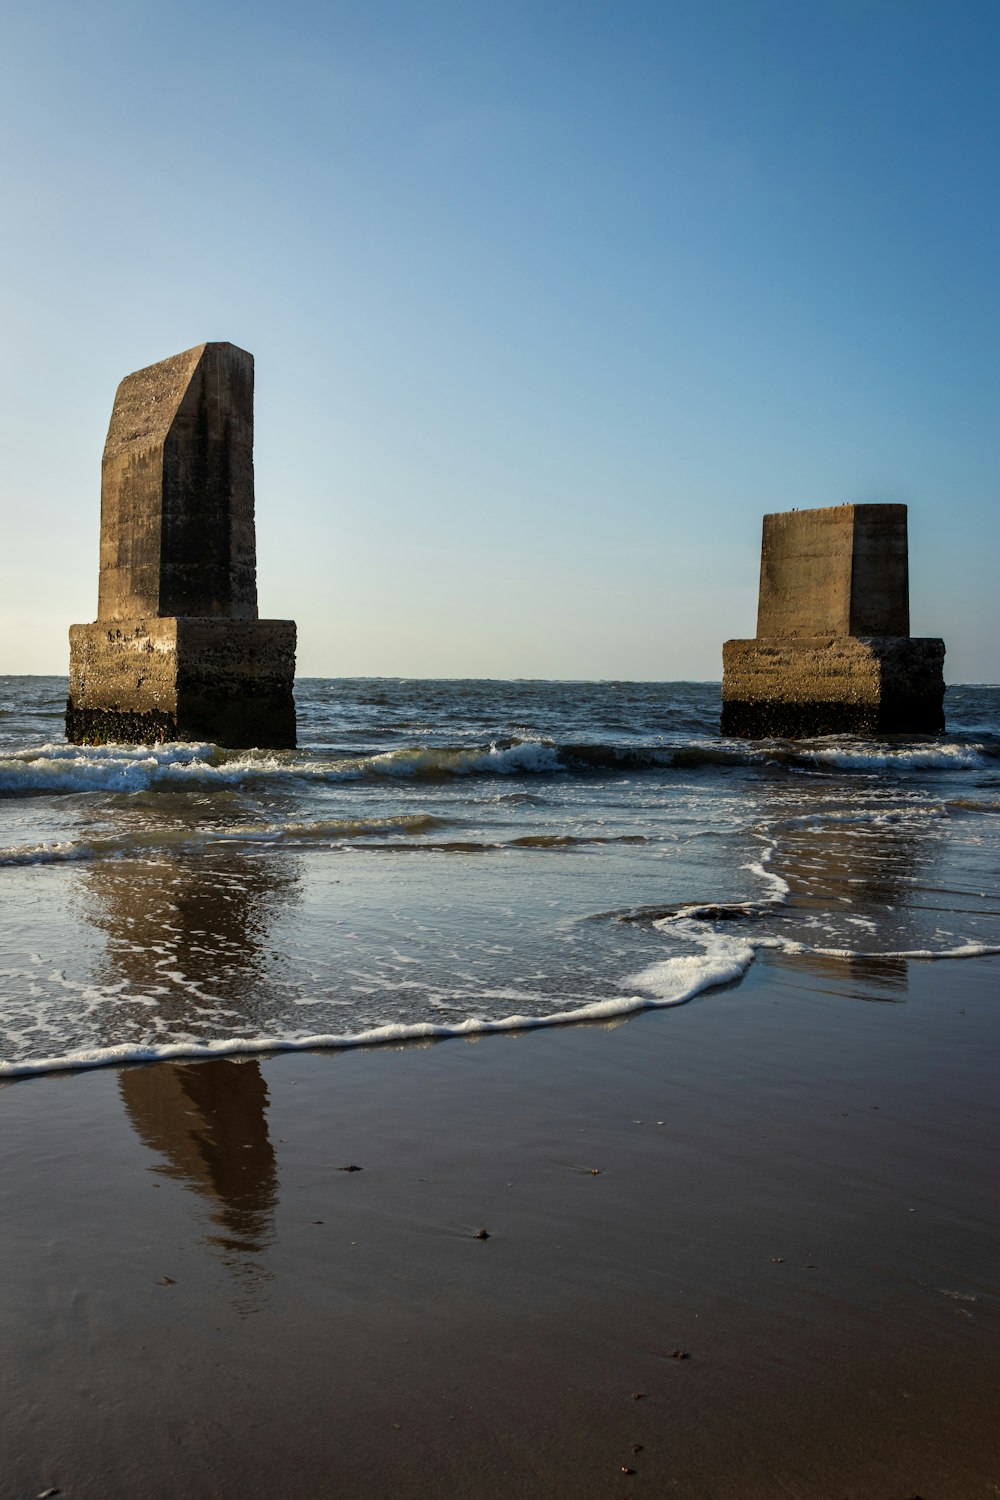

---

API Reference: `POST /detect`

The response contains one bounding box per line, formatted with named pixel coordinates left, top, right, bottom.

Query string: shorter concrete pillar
left=66, top=343, right=296, bottom=748
left=721, top=504, right=945, bottom=737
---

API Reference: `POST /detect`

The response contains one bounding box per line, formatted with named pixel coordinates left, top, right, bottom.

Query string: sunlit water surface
left=1, top=677, right=998, bottom=1074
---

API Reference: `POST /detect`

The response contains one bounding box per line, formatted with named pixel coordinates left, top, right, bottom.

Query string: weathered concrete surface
left=723, top=503, right=944, bottom=738
left=99, top=343, right=258, bottom=621
left=67, top=618, right=296, bottom=748
left=757, top=504, right=909, bottom=638
left=721, top=636, right=945, bottom=737
left=67, top=342, right=296, bottom=748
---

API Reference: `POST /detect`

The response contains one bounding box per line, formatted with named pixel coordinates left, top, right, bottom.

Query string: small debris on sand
left=475, top=1228, right=490, bottom=1240
left=338, top=1164, right=363, bottom=1172
left=157, top=1276, right=176, bottom=1286
left=670, top=1349, right=689, bottom=1359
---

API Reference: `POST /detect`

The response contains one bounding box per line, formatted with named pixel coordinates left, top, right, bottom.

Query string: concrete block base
left=721, top=636, right=945, bottom=738
left=66, top=617, right=297, bottom=748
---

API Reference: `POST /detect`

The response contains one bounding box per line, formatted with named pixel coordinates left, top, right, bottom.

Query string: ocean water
left=1, top=676, right=998, bottom=1078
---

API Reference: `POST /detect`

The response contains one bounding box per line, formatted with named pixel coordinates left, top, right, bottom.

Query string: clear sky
left=1, top=0, right=997, bottom=680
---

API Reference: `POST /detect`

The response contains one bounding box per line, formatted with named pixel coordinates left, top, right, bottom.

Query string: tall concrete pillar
left=721, top=504, right=944, bottom=737
left=66, top=342, right=296, bottom=748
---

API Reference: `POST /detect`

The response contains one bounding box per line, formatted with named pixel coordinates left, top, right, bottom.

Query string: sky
left=0, top=0, right=997, bottom=680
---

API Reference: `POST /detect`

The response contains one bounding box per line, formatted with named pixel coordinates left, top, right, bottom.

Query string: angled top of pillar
left=756, top=503, right=909, bottom=639
left=98, top=341, right=258, bottom=621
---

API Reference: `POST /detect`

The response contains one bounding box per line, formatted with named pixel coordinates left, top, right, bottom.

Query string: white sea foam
left=0, top=742, right=228, bottom=794
left=17, top=741, right=218, bottom=763
left=0, top=925, right=755, bottom=1080
left=757, top=936, right=1000, bottom=961
left=796, top=743, right=982, bottom=772
left=743, top=856, right=791, bottom=904
left=635, top=924, right=755, bottom=997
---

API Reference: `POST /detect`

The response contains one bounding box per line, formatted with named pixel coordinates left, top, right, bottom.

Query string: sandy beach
left=4, top=0, right=1000, bottom=1493
left=3, top=950, right=998, bottom=1499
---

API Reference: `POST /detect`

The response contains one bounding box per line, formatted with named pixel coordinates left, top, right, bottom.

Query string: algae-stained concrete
left=67, top=343, right=296, bottom=748
left=723, top=504, right=944, bottom=738
left=66, top=618, right=296, bottom=748
left=722, top=636, right=945, bottom=737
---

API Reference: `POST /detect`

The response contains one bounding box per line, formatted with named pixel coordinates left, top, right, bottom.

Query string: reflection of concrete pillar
left=66, top=342, right=296, bottom=748
left=722, top=504, right=945, bottom=737
left=801, top=953, right=909, bottom=998
left=84, top=845, right=297, bottom=1020
left=768, top=804, right=924, bottom=978
left=120, top=1059, right=278, bottom=1254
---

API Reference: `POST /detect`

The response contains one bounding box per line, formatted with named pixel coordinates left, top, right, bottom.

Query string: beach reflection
left=772, top=949, right=910, bottom=1002
left=83, top=840, right=299, bottom=1036
left=762, top=794, right=932, bottom=998
left=120, top=1058, right=278, bottom=1252
left=119, top=1058, right=278, bottom=1311
left=81, top=838, right=296, bottom=1306
left=779, top=816, right=922, bottom=916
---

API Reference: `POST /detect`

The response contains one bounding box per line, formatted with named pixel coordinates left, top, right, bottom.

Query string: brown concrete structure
left=756, top=504, right=910, bottom=639
left=722, top=504, right=945, bottom=737
left=66, top=343, right=296, bottom=747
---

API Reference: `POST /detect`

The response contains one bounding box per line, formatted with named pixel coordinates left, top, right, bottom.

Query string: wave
left=0, top=742, right=236, bottom=795
left=0, top=840, right=97, bottom=868
left=0, top=929, right=754, bottom=1080
left=947, top=797, right=1000, bottom=816
left=0, top=733, right=987, bottom=797
left=334, top=739, right=762, bottom=778
left=0, top=739, right=577, bottom=795
left=0, top=814, right=454, bottom=867
left=789, top=743, right=982, bottom=772
left=509, top=832, right=649, bottom=848
left=3, top=894, right=996, bottom=1080
left=0, top=820, right=658, bottom=869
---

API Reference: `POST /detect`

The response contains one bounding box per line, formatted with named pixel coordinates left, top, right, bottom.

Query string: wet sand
left=2, top=953, right=999, bottom=1499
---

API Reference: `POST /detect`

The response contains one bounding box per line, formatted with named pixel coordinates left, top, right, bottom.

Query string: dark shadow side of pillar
left=721, top=504, right=945, bottom=738
left=66, top=342, right=296, bottom=748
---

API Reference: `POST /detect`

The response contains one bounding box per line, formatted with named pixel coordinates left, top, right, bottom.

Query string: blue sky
left=1, top=0, right=997, bottom=679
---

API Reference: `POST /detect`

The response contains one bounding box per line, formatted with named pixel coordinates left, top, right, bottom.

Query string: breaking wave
left=0, top=733, right=987, bottom=797
left=792, top=742, right=983, bottom=772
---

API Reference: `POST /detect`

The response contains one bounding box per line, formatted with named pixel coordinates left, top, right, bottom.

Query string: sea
left=1, top=677, right=999, bottom=1079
